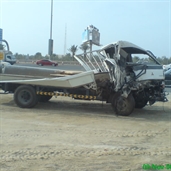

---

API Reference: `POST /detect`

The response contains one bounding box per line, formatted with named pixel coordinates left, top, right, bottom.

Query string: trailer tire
left=112, top=93, right=135, bottom=116
left=14, top=85, right=38, bottom=108
left=38, top=95, right=52, bottom=102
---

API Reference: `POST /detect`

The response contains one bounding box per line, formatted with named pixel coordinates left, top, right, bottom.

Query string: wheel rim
left=116, top=97, right=127, bottom=112
left=18, top=90, right=32, bottom=104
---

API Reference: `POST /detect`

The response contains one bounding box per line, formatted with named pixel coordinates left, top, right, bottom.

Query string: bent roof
left=101, top=40, right=147, bottom=54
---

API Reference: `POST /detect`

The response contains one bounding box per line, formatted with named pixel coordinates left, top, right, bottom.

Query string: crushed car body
left=75, top=40, right=167, bottom=115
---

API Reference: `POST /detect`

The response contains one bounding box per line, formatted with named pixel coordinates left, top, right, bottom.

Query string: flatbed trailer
left=0, top=41, right=168, bottom=116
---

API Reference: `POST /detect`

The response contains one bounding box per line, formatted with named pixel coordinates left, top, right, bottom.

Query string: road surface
left=0, top=63, right=171, bottom=171
left=15, top=63, right=85, bottom=71
left=0, top=93, right=171, bottom=171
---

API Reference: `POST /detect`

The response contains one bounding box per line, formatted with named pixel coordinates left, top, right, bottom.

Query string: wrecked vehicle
left=0, top=41, right=167, bottom=116
left=75, top=41, right=167, bottom=115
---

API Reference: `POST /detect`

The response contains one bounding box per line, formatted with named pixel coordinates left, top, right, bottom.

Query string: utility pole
left=64, top=24, right=67, bottom=56
left=48, top=0, right=53, bottom=59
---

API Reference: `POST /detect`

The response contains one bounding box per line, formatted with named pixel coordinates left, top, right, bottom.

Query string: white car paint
left=0, top=61, right=11, bottom=68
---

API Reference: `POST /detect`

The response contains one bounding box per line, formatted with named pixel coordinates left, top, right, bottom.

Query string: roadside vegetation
left=1, top=43, right=171, bottom=64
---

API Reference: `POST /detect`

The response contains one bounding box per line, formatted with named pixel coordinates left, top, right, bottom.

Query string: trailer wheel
left=38, top=95, right=52, bottom=102
left=14, top=85, right=38, bottom=108
left=112, top=93, right=135, bottom=116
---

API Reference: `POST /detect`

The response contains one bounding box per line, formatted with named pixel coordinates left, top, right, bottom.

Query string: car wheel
left=52, top=64, right=55, bottom=66
left=111, top=93, right=135, bottom=116
left=14, top=85, right=38, bottom=108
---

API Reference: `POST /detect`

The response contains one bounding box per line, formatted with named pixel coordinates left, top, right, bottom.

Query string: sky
left=0, top=0, right=170, bottom=57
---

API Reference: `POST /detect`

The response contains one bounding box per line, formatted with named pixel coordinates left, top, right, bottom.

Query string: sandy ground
left=0, top=92, right=171, bottom=171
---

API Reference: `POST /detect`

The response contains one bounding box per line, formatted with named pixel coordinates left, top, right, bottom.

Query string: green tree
left=68, top=45, right=78, bottom=61
left=51, top=53, right=59, bottom=61
left=59, top=53, right=72, bottom=61
left=132, top=56, right=140, bottom=63
left=79, top=43, right=90, bottom=61
left=65, top=53, right=71, bottom=59
left=34, top=52, right=42, bottom=60
left=161, top=56, right=170, bottom=64
left=15, top=53, right=25, bottom=60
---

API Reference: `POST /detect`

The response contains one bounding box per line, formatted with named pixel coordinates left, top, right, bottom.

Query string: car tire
left=111, top=93, right=135, bottom=116
left=52, top=64, right=55, bottom=66
left=14, top=85, right=38, bottom=108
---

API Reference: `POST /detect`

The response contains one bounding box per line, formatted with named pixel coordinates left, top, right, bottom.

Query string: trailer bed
left=0, top=66, right=95, bottom=88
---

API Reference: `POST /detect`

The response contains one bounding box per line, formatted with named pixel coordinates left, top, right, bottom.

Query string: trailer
left=0, top=41, right=168, bottom=116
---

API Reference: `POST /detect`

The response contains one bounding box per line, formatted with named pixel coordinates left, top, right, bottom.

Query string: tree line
left=1, top=43, right=171, bottom=64
left=14, top=44, right=90, bottom=62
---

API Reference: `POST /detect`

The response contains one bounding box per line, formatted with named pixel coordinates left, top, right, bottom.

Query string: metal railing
left=74, top=50, right=109, bottom=73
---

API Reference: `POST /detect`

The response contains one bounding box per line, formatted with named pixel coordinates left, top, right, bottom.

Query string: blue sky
left=0, top=0, right=170, bottom=57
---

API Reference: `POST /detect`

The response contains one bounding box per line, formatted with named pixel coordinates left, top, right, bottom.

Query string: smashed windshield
left=132, top=54, right=158, bottom=65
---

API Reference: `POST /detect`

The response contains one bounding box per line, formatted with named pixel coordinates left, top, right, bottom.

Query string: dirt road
left=0, top=93, right=171, bottom=171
